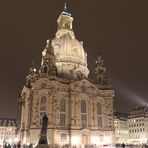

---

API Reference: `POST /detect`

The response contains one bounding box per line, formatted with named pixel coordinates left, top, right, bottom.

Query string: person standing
left=121, top=143, right=125, bottom=148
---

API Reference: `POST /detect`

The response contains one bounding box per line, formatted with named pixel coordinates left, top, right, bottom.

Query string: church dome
left=52, top=5, right=89, bottom=79
left=52, top=33, right=89, bottom=79
left=40, top=4, right=89, bottom=79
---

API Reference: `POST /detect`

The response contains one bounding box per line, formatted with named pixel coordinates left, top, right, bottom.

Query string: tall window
left=81, top=100, right=86, bottom=113
left=97, top=103, right=102, bottom=127
left=81, top=100, right=87, bottom=127
left=60, top=99, right=66, bottom=126
left=60, top=114, right=66, bottom=126
left=40, top=96, right=46, bottom=124
left=60, top=99, right=66, bottom=112
left=40, top=96, right=46, bottom=110
left=61, top=133, right=67, bottom=142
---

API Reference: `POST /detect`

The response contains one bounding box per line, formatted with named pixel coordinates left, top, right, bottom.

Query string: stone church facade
left=17, top=4, right=115, bottom=147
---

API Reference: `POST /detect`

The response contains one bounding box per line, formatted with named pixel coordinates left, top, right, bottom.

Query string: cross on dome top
left=64, top=3, right=67, bottom=11
left=61, top=3, right=71, bottom=16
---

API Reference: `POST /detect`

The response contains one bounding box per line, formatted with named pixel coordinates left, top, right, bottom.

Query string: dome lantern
left=57, top=3, right=73, bottom=31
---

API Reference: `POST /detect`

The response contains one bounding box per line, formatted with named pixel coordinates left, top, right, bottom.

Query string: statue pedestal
left=35, top=144, right=49, bottom=148
left=35, top=144, right=60, bottom=148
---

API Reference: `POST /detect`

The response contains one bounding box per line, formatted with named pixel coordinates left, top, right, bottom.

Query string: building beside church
left=0, top=117, right=17, bottom=146
left=113, top=106, right=148, bottom=146
left=17, top=4, right=115, bottom=147
left=128, top=106, right=148, bottom=145
left=114, top=112, right=129, bottom=145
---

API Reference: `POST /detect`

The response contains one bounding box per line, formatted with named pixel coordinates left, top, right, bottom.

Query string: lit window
left=61, top=134, right=67, bottom=142
left=81, top=100, right=87, bottom=127
left=99, top=135, right=104, bottom=142
left=60, top=114, right=65, bottom=126
left=81, top=114, right=87, bottom=127
left=40, top=96, right=46, bottom=125
left=97, top=103, right=102, bottom=127
left=40, top=96, right=46, bottom=110
left=59, top=99, right=66, bottom=126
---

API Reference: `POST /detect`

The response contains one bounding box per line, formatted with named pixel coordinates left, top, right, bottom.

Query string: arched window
left=41, top=96, right=46, bottom=104
left=97, top=103, right=102, bottom=127
left=60, top=99, right=66, bottom=126
left=60, top=133, right=67, bottom=142
left=81, top=100, right=87, bottom=127
left=40, top=96, right=46, bottom=110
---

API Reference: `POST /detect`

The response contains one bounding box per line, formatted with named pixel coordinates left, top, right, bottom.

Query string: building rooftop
left=114, top=112, right=128, bottom=121
left=128, top=105, right=148, bottom=118
left=0, top=117, right=17, bottom=126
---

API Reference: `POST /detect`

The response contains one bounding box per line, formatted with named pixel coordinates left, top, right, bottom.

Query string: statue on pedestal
left=38, top=114, right=48, bottom=144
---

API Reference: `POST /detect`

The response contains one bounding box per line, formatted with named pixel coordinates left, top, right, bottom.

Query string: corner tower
left=40, top=4, right=89, bottom=80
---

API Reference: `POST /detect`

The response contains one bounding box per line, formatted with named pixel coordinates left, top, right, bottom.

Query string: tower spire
left=39, top=40, right=57, bottom=76
left=95, top=53, right=111, bottom=88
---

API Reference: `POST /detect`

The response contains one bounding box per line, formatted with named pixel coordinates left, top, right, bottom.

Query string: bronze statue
left=38, top=114, right=48, bottom=144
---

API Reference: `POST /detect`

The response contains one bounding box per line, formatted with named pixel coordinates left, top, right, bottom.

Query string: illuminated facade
left=114, top=112, right=129, bottom=144
left=128, top=106, right=148, bottom=145
left=17, top=5, right=115, bottom=147
left=0, top=117, right=17, bottom=146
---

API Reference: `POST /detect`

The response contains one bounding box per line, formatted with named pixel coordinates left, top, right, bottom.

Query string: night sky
left=0, top=0, right=148, bottom=118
